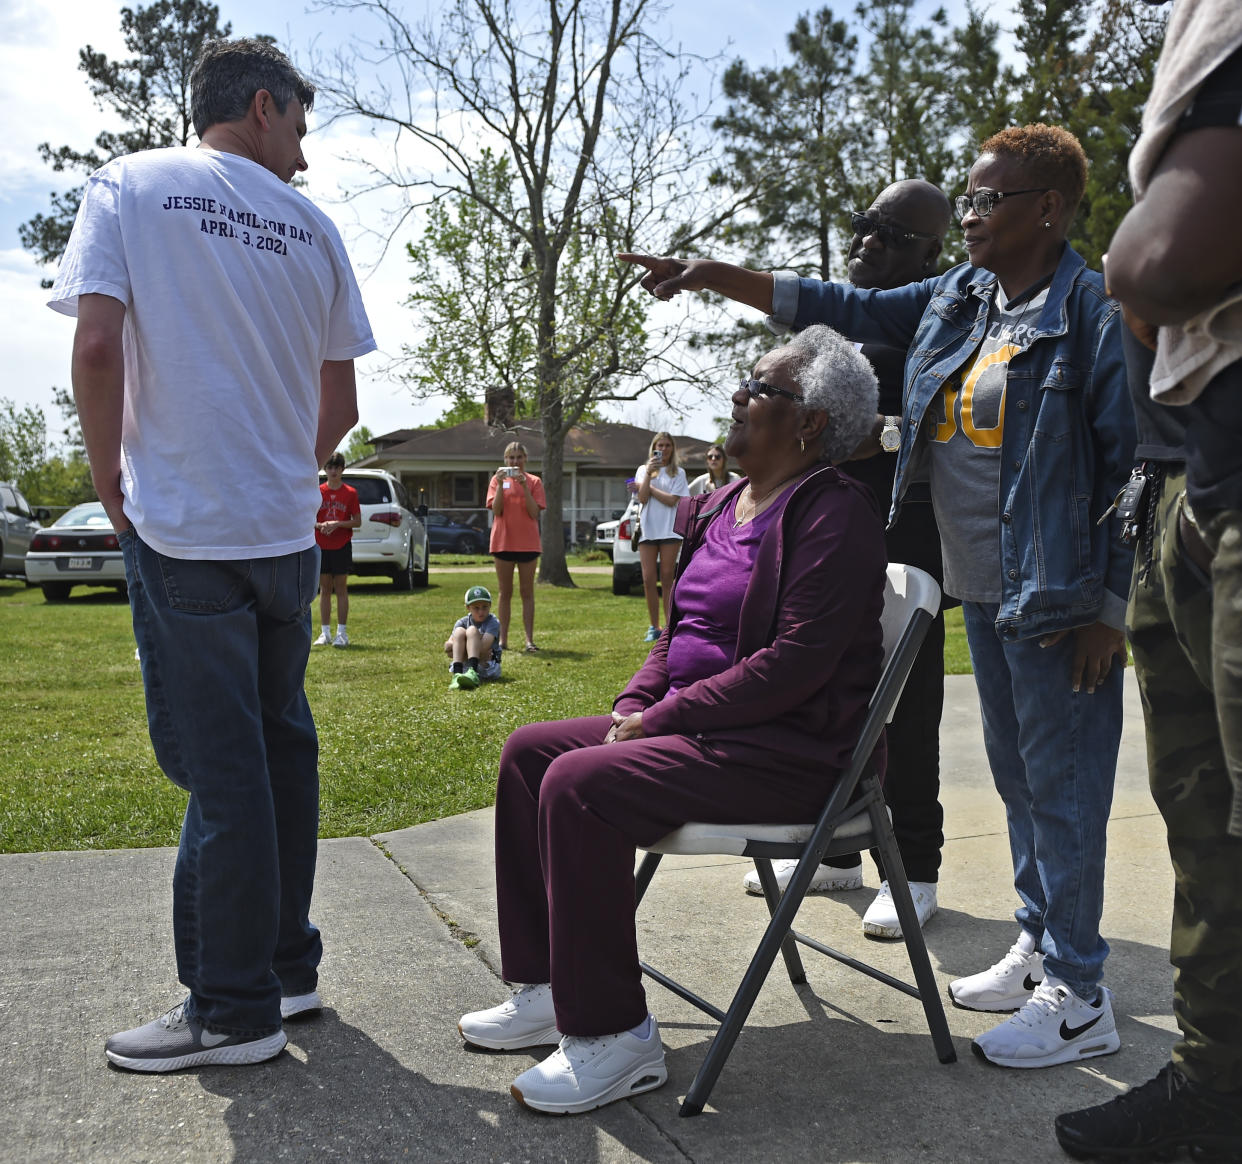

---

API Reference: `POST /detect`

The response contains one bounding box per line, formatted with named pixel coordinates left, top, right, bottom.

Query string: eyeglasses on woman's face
left=954, top=188, right=1050, bottom=219
left=849, top=212, right=938, bottom=249
left=740, top=378, right=803, bottom=403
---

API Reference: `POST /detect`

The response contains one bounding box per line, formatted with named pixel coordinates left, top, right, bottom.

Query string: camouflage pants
left=1128, top=468, right=1242, bottom=1090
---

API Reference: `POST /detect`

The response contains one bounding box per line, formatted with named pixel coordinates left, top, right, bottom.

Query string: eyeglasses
left=954, top=188, right=1050, bottom=219
left=741, top=378, right=803, bottom=403
left=849, top=212, right=939, bottom=249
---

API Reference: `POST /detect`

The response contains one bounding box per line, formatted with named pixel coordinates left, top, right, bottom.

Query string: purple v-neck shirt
left=665, top=485, right=793, bottom=692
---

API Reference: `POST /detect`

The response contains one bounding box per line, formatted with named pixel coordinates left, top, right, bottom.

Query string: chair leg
left=634, top=850, right=663, bottom=906
left=680, top=867, right=818, bottom=1114
left=754, top=858, right=806, bottom=984
left=869, top=808, right=957, bottom=1064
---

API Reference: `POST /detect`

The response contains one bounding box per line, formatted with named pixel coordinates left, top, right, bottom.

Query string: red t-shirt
left=316, top=482, right=360, bottom=550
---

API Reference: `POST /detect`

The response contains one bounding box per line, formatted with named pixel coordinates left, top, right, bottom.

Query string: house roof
left=360, top=419, right=721, bottom=472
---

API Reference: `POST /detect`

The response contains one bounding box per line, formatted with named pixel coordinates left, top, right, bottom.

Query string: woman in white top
left=687, top=444, right=741, bottom=495
left=636, top=431, right=690, bottom=642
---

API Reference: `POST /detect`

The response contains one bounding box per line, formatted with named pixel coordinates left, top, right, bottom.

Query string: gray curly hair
left=780, top=325, right=879, bottom=463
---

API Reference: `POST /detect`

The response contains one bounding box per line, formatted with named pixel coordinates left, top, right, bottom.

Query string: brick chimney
left=485, top=386, right=516, bottom=429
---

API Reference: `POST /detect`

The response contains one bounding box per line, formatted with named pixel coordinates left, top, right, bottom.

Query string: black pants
left=826, top=497, right=946, bottom=883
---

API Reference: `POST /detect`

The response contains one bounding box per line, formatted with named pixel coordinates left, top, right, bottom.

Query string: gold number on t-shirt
left=932, top=342, right=1017, bottom=449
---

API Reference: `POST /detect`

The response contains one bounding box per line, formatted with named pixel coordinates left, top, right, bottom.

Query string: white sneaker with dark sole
left=742, top=859, right=863, bottom=896
left=971, top=979, right=1120, bottom=1069
left=949, top=932, right=1045, bottom=1012
left=510, top=1017, right=667, bottom=1114
left=280, top=991, right=322, bottom=1020
left=312, top=632, right=330, bottom=646
left=862, top=880, right=937, bottom=939
left=459, top=983, right=561, bottom=1050
left=105, top=1000, right=287, bottom=1073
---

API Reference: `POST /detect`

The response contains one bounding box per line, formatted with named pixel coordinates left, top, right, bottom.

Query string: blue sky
left=0, top=0, right=988, bottom=444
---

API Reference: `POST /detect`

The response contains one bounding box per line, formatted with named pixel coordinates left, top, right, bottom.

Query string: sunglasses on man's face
left=740, top=378, right=803, bottom=403
left=850, top=212, right=939, bottom=250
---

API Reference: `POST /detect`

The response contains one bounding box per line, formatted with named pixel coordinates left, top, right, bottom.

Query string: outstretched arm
left=618, top=253, right=775, bottom=314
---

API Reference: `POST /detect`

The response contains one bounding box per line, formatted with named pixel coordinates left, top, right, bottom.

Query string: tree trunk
left=538, top=416, right=573, bottom=586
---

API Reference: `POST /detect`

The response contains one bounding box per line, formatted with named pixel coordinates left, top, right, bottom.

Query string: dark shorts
left=493, top=550, right=540, bottom=563
left=319, top=543, right=353, bottom=576
left=640, top=537, right=682, bottom=547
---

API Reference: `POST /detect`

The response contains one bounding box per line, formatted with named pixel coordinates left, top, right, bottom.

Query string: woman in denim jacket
left=622, top=124, right=1137, bottom=1071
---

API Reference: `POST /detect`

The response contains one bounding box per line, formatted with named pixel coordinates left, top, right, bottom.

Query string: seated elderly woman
left=458, top=324, right=886, bottom=1115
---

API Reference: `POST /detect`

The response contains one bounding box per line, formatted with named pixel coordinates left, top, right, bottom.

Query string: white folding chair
left=634, top=563, right=956, bottom=1115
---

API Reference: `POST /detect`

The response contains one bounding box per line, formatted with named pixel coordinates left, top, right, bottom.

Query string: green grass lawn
left=0, top=565, right=970, bottom=854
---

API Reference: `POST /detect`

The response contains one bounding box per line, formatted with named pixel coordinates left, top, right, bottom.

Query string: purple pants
left=494, top=715, right=836, bottom=1035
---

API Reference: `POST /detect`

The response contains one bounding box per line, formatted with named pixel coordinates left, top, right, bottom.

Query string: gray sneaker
left=280, top=990, right=322, bottom=1021
left=105, top=1000, right=287, bottom=1072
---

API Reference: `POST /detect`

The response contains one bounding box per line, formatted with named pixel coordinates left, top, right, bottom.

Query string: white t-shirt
left=636, top=463, right=690, bottom=541
left=49, top=146, right=376, bottom=559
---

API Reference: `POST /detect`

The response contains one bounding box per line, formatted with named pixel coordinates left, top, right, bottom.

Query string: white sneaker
left=459, top=983, right=561, bottom=1050
left=862, top=880, right=937, bottom=939
left=742, top=859, right=863, bottom=896
left=971, top=978, right=1120, bottom=1068
left=949, top=930, right=1045, bottom=1012
left=280, top=991, right=322, bottom=1020
left=510, top=1016, right=668, bottom=1114
left=332, top=630, right=349, bottom=648
left=312, top=631, right=330, bottom=646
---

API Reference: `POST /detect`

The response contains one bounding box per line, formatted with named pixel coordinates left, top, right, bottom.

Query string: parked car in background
left=0, top=481, right=47, bottom=578
left=600, top=497, right=642, bottom=596
left=25, top=501, right=126, bottom=601
left=320, top=468, right=429, bottom=589
left=426, top=511, right=488, bottom=554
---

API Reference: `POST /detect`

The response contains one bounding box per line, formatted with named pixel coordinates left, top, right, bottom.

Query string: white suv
left=319, top=468, right=430, bottom=589
left=597, top=497, right=642, bottom=596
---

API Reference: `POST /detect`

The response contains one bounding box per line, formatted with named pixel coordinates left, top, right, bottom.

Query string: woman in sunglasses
left=687, top=444, right=739, bottom=495
left=622, top=124, right=1136, bottom=1074
left=458, top=326, right=886, bottom=1115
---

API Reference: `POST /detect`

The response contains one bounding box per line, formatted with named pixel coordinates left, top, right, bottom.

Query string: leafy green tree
left=1068, top=0, right=1168, bottom=266
left=342, top=425, right=375, bottom=464
left=19, top=1, right=239, bottom=280
left=852, top=0, right=956, bottom=191
left=0, top=400, right=94, bottom=507
left=1012, top=0, right=1091, bottom=128
left=319, top=0, right=739, bottom=585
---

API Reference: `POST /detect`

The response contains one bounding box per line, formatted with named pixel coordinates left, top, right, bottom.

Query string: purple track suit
left=494, top=466, right=887, bottom=1036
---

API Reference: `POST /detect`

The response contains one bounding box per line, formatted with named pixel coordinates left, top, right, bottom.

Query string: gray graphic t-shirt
left=926, top=286, right=1049, bottom=602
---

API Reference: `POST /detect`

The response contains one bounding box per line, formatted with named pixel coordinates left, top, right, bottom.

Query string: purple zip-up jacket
left=613, top=463, right=887, bottom=779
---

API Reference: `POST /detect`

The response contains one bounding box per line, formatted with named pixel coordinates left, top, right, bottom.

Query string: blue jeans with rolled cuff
left=121, top=529, right=322, bottom=1036
left=961, top=601, right=1122, bottom=997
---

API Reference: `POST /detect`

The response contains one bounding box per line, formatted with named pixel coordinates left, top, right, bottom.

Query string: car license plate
left=68, top=557, right=94, bottom=569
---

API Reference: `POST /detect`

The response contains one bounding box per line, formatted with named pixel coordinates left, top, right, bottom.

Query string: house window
left=453, top=475, right=477, bottom=506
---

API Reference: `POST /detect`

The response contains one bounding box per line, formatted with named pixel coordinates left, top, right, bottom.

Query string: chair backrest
left=877, top=564, right=942, bottom=725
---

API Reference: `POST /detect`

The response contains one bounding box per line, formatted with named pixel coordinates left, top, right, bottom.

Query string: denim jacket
left=781, top=245, right=1136, bottom=640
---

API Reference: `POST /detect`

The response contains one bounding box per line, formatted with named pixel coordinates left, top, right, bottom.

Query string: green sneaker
left=449, top=672, right=464, bottom=690
left=458, top=668, right=480, bottom=689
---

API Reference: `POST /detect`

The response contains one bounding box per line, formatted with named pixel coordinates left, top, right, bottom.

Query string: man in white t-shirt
left=48, top=38, right=375, bottom=1073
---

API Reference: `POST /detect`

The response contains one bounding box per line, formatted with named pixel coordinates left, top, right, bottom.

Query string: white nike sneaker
left=741, top=859, right=863, bottom=895
left=862, top=880, right=937, bottom=939
left=312, top=631, right=330, bottom=646
left=949, top=930, right=1045, bottom=1012
left=971, top=978, right=1120, bottom=1068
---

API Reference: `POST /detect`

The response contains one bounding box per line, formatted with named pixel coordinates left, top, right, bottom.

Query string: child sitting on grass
left=445, top=586, right=503, bottom=689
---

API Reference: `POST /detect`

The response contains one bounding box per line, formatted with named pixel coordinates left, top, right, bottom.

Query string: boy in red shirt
left=314, top=452, right=361, bottom=647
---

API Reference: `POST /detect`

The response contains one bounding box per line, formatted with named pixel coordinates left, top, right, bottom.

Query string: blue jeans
left=961, top=602, right=1122, bottom=996
left=121, top=530, right=322, bottom=1036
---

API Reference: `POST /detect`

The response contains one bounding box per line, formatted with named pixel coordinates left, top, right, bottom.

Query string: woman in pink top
left=486, top=441, right=546, bottom=652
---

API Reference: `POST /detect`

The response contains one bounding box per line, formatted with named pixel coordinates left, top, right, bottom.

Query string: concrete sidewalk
left=1, top=672, right=1177, bottom=1163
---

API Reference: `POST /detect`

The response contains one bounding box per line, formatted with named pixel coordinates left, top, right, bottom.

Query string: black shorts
left=493, top=550, right=540, bottom=562
left=319, top=543, right=353, bottom=576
